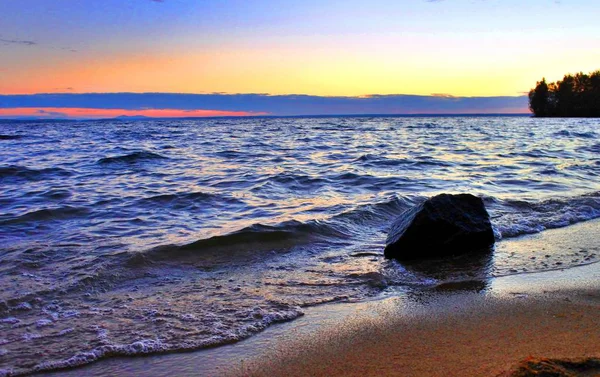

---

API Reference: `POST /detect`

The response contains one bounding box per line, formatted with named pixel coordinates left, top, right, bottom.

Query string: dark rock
left=500, top=357, right=600, bottom=377
left=384, top=193, right=495, bottom=260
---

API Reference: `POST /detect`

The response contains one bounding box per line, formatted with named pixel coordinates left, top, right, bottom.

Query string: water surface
left=1, top=116, right=600, bottom=375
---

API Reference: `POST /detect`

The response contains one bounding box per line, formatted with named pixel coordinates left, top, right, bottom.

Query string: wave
left=41, top=189, right=72, bottom=200
left=353, top=154, right=413, bottom=167
left=133, top=220, right=350, bottom=265
left=488, top=192, right=600, bottom=238
left=27, top=306, right=302, bottom=376
left=406, top=122, right=443, bottom=130
left=123, top=191, right=600, bottom=267
left=137, top=191, right=244, bottom=209
left=579, top=143, right=600, bottom=153
left=342, top=192, right=600, bottom=242
left=0, top=134, right=23, bottom=140
left=329, top=195, right=419, bottom=228
left=0, top=165, right=73, bottom=182
left=0, top=206, right=91, bottom=226
left=554, top=129, right=596, bottom=139
left=269, top=171, right=329, bottom=189
left=215, top=150, right=246, bottom=159
left=128, top=196, right=418, bottom=266
left=290, top=192, right=600, bottom=242
left=324, top=192, right=600, bottom=241
left=353, top=155, right=454, bottom=169
left=116, top=190, right=600, bottom=270
left=97, top=151, right=167, bottom=164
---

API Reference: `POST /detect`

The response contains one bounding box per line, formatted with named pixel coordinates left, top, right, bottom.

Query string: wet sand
left=41, top=220, right=600, bottom=377
left=232, top=270, right=600, bottom=377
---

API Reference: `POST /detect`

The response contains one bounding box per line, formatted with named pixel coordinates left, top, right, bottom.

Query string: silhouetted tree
left=529, top=70, right=600, bottom=117
left=529, top=78, right=551, bottom=116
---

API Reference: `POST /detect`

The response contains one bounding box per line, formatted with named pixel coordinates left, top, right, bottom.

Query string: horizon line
left=1, top=91, right=528, bottom=98
left=0, top=113, right=532, bottom=122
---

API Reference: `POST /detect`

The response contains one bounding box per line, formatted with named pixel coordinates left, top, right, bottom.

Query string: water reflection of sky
left=2, top=116, right=600, bottom=252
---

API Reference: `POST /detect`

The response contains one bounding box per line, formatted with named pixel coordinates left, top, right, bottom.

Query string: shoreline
left=234, top=263, right=600, bottom=377
left=40, top=219, right=600, bottom=377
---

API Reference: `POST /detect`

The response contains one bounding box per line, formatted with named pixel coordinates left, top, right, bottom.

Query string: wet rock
left=500, top=357, right=600, bottom=377
left=384, top=193, right=495, bottom=260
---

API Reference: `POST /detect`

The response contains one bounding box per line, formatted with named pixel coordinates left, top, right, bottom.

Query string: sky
left=0, top=0, right=599, bottom=118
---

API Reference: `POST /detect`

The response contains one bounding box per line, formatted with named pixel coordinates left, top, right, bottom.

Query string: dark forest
left=529, top=70, right=600, bottom=117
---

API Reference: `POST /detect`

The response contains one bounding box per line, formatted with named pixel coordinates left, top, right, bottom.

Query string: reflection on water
left=401, top=248, right=494, bottom=286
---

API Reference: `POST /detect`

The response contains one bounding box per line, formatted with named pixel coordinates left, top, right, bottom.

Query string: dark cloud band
left=0, top=93, right=528, bottom=115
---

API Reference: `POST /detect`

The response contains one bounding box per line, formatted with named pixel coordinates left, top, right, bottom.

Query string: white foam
left=29, top=306, right=304, bottom=375
left=237, top=307, right=304, bottom=338
left=12, top=302, right=32, bottom=311
left=36, top=319, right=53, bottom=328
left=60, top=310, right=79, bottom=318
left=179, top=313, right=197, bottom=322
left=33, top=339, right=169, bottom=373
left=493, top=194, right=600, bottom=239
left=58, top=328, right=74, bottom=336
left=22, top=333, right=41, bottom=341
left=0, top=317, right=19, bottom=324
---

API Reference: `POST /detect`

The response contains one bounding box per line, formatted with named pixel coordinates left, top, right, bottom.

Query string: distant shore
left=41, top=219, right=600, bottom=377
left=0, top=113, right=531, bottom=122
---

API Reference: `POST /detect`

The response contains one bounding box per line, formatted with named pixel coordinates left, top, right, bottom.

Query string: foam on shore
left=37, top=219, right=600, bottom=377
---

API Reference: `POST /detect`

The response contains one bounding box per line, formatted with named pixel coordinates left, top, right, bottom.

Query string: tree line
left=529, top=70, right=600, bottom=117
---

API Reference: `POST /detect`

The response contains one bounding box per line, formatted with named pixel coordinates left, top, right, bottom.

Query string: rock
left=384, top=193, right=495, bottom=260
left=499, top=357, right=600, bottom=377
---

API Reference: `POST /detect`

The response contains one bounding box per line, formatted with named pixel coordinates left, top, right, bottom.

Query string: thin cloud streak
left=0, top=36, right=76, bottom=52
left=0, top=38, right=36, bottom=46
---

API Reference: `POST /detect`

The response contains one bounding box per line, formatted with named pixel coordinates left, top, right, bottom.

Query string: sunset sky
left=1, top=0, right=599, bottom=118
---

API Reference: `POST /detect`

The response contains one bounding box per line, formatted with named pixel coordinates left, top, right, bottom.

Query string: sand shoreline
left=40, top=220, right=600, bottom=377
left=233, top=268, right=600, bottom=377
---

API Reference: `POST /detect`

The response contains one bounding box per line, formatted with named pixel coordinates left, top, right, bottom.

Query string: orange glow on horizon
left=5, top=43, right=596, bottom=98
left=0, top=107, right=267, bottom=119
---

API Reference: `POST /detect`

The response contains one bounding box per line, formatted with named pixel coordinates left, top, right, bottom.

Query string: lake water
left=1, top=116, right=600, bottom=375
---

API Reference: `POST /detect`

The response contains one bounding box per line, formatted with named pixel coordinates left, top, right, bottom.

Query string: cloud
left=0, top=38, right=36, bottom=46
left=430, top=93, right=458, bottom=98
left=36, top=109, right=69, bottom=118
left=0, top=92, right=529, bottom=116
left=58, top=47, right=78, bottom=53
left=0, top=36, right=77, bottom=52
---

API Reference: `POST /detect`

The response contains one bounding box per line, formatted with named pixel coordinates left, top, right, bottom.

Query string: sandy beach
left=229, top=221, right=600, bottom=377
left=40, top=219, right=600, bottom=377
left=234, top=273, right=600, bottom=377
